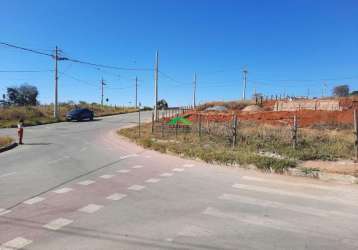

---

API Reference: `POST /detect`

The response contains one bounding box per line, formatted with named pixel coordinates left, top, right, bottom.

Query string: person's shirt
left=17, top=123, right=23, bottom=129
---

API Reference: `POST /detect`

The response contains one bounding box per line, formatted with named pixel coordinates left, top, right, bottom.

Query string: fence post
left=138, top=107, right=141, bottom=137
left=151, top=111, right=154, bottom=134
left=198, top=113, right=202, bottom=139
left=292, top=115, right=298, bottom=149
left=354, top=109, right=358, bottom=162
left=232, top=114, right=238, bottom=148
left=175, top=114, right=179, bottom=139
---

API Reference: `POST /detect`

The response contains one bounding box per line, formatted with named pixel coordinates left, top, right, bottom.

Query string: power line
left=1, top=41, right=152, bottom=72
left=0, top=42, right=53, bottom=57
left=0, top=70, right=53, bottom=73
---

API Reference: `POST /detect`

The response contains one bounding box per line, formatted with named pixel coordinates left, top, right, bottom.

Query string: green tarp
left=167, top=117, right=192, bottom=125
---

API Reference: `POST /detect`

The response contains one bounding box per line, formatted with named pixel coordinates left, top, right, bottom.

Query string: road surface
left=0, top=112, right=358, bottom=250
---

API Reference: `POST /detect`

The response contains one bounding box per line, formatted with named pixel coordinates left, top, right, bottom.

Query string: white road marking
left=128, top=185, right=146, bottom=191
left=183, top=164, right=194, bottom=168
left=77, top=180, right=95, bottom=186
left=242, top=176, right=347, bottom=191
left=144, top=155, right=152, bottom=158
left=100, top=174, right=115, bottom=179
left=232, top=183, right=358, bottom=206
left=106, top=193, right=127, bottom=201
left=117, top=169, right=130, bottom=173
left=145, top=178, right=161, bottom=183
left=0, top=208, right=11, bottom=216
left=43, top=218, right=73, bottom=230
left=132, top=165, right=144, bottom=169
left=79, top=147, right=88, bottom=152
left=1, top=237, right=32, bottom=249
left=172, top=168, right=185, bottom=172
left=219, top=193, right=358, bottom=219
left=48, top=155, right=71, bottom=164
left=0, top=172, right=17, bottom=178
left=203, top=207, right=302, bottom=234
left=78, top=204, right=103, bottom=214
left=160, top=173, right=173, bottom=177
left=53, top=187, right=73, bottom=194
left=120, top=154, right=138, bottom=160
left=23, top=196, right=45, bottom=205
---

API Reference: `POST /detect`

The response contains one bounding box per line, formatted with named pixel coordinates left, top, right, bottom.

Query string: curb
left=288, top=167, right=358, bottom=184
left=0, top=142, right=18, bottom=153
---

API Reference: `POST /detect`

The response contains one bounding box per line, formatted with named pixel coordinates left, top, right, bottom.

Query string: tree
left=7, top=84, right=39, bottom=106
left=333, top=85, right=349, bottom=97
left=350, top=90, right=358, bottom=96
left=157, top=99, right=168, bottom=109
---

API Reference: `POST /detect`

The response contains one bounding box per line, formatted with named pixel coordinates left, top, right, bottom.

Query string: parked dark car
left=66, top=108, right=94, bottom=121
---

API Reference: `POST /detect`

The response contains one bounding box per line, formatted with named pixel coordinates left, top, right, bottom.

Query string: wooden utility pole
left=354, top=109, right=358, bottom=162
left=193, top=72, right=197, bottom=108
left=135, top=76, right=138, bottom=108
left=54, top=46, right=59, bottom=119
left=154, top=50, right=159, bottom=121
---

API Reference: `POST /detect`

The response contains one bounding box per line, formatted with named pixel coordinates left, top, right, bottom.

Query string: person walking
left=17, top=119, right=24, bottom=145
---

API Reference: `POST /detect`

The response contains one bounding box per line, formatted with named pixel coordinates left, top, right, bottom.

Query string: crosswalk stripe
left=233, top=184, right=357, bottom=206
left=203, top=207, right=302, bottom=233
left=43, top=218, right=73, bottom=230
left=219, top=193, right=358, bottom=219
left=1, top=237, right=32, bottom=249
left=242, top=176, right=349, bottom=192
left=78, top=204, right=103, bottom=214
left=106, top=193, right=127, bottom=201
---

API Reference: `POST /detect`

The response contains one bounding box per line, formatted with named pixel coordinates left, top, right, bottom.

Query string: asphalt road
left=1, top=112, right=358, bottom=250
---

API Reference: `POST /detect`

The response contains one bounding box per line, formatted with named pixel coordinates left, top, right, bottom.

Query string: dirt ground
left=188, top=97, right=358, bottom=127
left=301, top=160, right=358, bottom=177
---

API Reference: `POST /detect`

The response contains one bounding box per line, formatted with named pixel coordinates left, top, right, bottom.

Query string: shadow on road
left=23, top=143, right=52, bottom=146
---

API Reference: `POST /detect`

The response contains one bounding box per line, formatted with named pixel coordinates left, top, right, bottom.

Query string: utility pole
left=54, top=46, right=59, bottom=119
left=323, top=82, right=328, bottom=98
left=101, top=78, right=106, bottom=107
left=242, top=66, right=248, bottom=100
left=154, top=50, right=159, bottom=121
left=193, top=72, right=197, bottom=108
left=135, top=76, right=138, bottom=108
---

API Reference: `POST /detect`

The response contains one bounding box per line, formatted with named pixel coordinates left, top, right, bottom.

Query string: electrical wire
left=0, top=70, right=53, bottom=73
left=0, top=42, right=53, bottom=57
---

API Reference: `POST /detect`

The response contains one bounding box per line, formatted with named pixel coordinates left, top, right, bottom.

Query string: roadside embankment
left=118, top=122, right=358, bottom=184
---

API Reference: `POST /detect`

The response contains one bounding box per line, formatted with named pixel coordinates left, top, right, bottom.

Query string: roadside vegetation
left=0, top=136, right=13, bottom=147
left=119, top=121, right=354, bottom=173
left=1, top=84, right=140, bottom=128
left=0, top=103, right=138, bottom=128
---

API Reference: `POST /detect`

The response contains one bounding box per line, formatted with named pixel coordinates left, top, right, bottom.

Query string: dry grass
left=119, top=120, right=355, bottom=173
left=0, top=104, right=138, bottom=128
left=197, top=100, right=255, bottom=111
left=0, top=136, right=13, bottom=147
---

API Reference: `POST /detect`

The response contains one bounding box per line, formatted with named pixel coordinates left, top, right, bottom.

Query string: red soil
left=185, top=109, right=355, bottom=127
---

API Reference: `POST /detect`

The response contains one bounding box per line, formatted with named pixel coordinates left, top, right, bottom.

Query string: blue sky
left=0, top=0, right=357, bottom=106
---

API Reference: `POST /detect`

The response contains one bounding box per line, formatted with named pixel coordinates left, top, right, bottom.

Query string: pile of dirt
left=242, top=105, right=263, bottom=112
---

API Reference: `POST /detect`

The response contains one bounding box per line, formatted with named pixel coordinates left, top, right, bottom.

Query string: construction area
left=188, top=97, right=358, bottom=127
